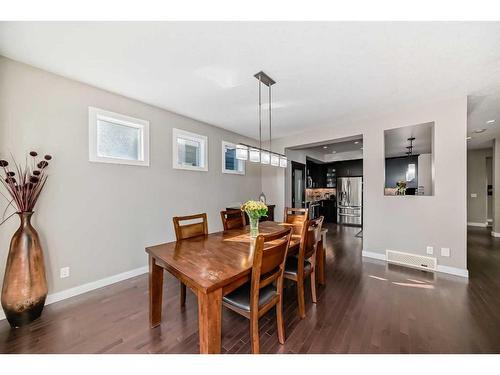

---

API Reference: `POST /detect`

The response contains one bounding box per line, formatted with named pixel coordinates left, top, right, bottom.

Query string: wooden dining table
left=145, top=221, right=326, bottom=354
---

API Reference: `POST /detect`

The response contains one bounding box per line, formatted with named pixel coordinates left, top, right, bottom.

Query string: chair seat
left=223, top=282, right=277, bottom=312
left=284, top=256, right=312, bottom=277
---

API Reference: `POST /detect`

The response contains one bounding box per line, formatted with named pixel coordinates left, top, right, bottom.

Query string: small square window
left=222, top=141, right=245, bottom=175
left=89, top=107, right=149, bottom=166
left=173, top=128, right=208, bottom=171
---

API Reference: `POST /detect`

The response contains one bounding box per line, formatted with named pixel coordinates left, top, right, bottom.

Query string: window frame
left=88, top=107, right=150, bottom=167
left=221, top=141, right=245, bottom=175
left=172, top=128, right=208, bottom=172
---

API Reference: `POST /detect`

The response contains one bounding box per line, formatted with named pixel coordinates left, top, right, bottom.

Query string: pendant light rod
left=258, top=74, right=262, bottom=151
left=269, top=82, right=272, bottom=152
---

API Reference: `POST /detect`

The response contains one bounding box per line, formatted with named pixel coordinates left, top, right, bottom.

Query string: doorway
left=291, top=161, right=306, bottom=208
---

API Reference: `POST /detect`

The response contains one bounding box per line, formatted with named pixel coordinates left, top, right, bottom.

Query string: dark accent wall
left=385, top=155, right=419, bottom=189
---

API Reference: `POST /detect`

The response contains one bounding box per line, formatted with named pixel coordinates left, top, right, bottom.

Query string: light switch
left=471, top=193, right=477, bottom=198
left=426, top=246, right=434, bottom=255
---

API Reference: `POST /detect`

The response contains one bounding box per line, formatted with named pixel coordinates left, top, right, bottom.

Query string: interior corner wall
left=0, top=57, right=261, bottom=308
left=262, top=97, right=468, bottom=272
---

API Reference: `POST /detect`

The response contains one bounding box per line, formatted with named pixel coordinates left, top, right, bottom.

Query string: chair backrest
left=284, top=207, right=309, bottom=226
left=250, top=228, right=292, bottom=310
left=173, top=213, right=208, bottom=240
left=299, top=216, right=324, bottom=264
left=220, top=209, right=246, bottom=231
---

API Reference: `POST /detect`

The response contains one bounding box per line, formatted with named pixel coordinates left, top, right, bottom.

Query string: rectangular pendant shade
left=270, top=153, right=280, bottom=166
left=406, top=163, right=416, bottom=181
left=260, top=150, right=270, bottom=165
left=249, top=148, right=260, bottom=163
left=279, top=156, right=287, bottom=168
left=235, top=144, right=248, bottom=160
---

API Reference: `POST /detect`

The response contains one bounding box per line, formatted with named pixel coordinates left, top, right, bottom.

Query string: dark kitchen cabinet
left=307, top=160, right=325, bottom=188
left=307, top=159, right=362, bottom=188
left=334, top=159, right=363, bottom=177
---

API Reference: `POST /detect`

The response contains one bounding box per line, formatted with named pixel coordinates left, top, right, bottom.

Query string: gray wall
left=467, top=148, right=492, bottom=225
left=0, top=57, right=261, bottom=305
left=262, top=97, right=468, bottom=273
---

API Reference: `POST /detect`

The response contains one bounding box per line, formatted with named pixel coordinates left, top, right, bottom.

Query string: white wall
left=263, top=97, right=468, bottom=273
left=0, top=57, right=262, bottom=305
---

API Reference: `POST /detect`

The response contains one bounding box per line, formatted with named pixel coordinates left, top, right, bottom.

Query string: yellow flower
left=241, top=200, right=268, bottom=218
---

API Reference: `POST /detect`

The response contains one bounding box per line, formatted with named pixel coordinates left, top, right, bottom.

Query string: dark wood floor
left=1, top=224, right=500, bottom=354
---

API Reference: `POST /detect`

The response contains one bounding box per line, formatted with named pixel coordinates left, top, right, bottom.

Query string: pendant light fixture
left=405, top=136, right=416, bottom=182
left=235, top=71, right=287, bottom=168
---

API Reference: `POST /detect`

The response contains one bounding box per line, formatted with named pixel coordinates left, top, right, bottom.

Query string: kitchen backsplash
left=306, top=188, right=336, bottom=202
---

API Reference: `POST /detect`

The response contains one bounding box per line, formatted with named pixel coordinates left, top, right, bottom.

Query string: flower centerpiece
left=396, top=181, right=407, bottom=195
left=241, top=200, right=268, bottom=237
left=0, top=151, right=52, bottom=327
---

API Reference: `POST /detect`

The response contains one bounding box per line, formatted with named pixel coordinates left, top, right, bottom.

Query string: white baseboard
left=491, top=231, right=500, bottom=238
left=361, top=250, right=386, bottom=261
left=467, top=222, right=488, bottom=227
left=436, top=265, right=469, bottom=278
left=0, top=265, right=148, bottom=322
left=361, top=250, right=468, bottom=278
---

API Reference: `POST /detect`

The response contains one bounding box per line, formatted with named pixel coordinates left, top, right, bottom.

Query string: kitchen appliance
left=308, top=202, right=321, bottom=219
left=337, top=177, right=362, bottom=226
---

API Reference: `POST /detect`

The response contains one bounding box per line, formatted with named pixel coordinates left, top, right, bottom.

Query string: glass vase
left=248, top=214, right=259, bottom=238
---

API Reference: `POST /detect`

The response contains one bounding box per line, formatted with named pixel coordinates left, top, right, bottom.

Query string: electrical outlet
left=60, top=267, right=70, bottom=279
left=441, top=248, right=450, bottom=257
left=426, top=246, right=434, bottom=255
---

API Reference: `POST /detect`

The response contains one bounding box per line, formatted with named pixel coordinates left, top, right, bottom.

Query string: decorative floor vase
left=248, top=215, right=259, bottom=238
left=1, top=212, right=48, bottom=328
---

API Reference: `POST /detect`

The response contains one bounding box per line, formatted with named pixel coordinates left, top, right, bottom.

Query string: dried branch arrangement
left=0, top=151, right=52, bottom=225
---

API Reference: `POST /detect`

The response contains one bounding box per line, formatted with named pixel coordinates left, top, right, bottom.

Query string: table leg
left=317, top=238, right=326, bottom=286
left=149, top=255, right=164, bottom=328
left=197, top=288, right=222, bottom=354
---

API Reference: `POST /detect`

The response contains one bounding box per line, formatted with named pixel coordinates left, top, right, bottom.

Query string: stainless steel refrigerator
left=337, top=177, right=363, bottom=226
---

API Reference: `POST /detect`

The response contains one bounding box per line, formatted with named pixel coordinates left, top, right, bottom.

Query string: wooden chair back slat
left=283, top=207, right=309, bottom=235
left=173, top=213, right=208, bottom=240
left=300, top=216, right=324, bottom=261
left=250, top=228, right=291, bottom=311
left=220, top=209, right=246, bottom=231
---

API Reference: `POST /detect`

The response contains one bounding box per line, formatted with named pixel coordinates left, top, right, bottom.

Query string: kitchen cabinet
left=307, top=159, right=362, bottom=188
left=334, top=159, right=363, bottom=177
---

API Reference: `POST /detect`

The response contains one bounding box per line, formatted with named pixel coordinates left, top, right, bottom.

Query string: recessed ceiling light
left=474, top=128, right=487, bottom=133
left=354, top=141, right=359, bottom=144
left=466, top=136, right=472, bottom=140
left=486, top=120, right=496, bottom=124
left=323, top=146, right=328, bottom=149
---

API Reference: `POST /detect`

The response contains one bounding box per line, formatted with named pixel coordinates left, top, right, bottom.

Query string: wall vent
left=386, top=250, right=437, bottom=271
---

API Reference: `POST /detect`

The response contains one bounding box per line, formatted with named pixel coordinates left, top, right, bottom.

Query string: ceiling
left=384, top=122, right=433, bottom=158
left=288, top=136, right=363, bottom=163
left=467, top=92, right=500, bottom=150
left=1, top=22, right=500, bottom=140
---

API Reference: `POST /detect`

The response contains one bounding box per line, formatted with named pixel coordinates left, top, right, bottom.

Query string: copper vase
left=1, top=212, right=48, bottom=328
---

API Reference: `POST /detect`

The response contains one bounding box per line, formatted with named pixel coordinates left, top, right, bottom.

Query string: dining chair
left=220, top=209, right=246, bottom=231
left=284, top=216, right=324, bottom=319
left=222, top=227, right=292, bottom=354
left=172, top=213, right=208, bottom=306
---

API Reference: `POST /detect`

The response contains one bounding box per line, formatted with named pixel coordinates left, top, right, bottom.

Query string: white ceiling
left=1, top=22, right=500, bottom=140
left=467, top=92, right=500, bottom=150
left=384, top=122, right=433, bottom=158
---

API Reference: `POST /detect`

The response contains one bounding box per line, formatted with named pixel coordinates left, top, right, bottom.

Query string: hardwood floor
left=1, top=224, right=500, bottom=353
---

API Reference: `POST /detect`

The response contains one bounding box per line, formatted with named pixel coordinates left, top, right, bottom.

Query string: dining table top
left=146, top=221, right=302, bottom=294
